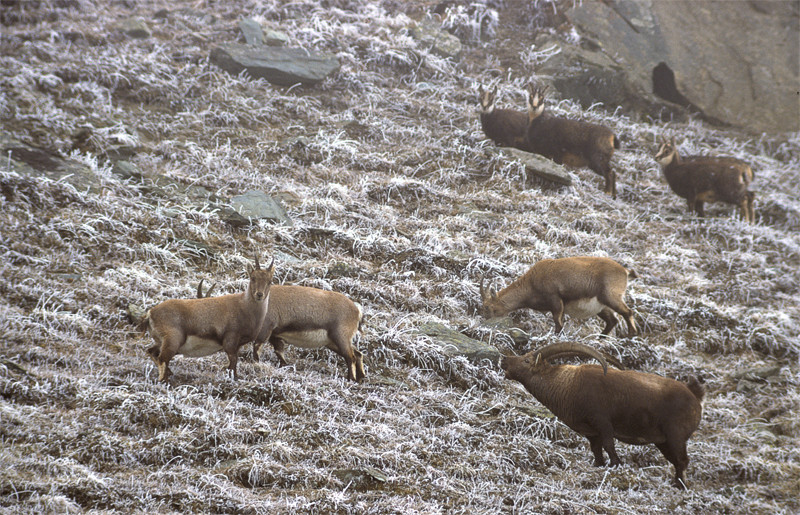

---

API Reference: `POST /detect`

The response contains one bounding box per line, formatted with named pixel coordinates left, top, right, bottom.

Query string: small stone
left=239, top=18, right=264, bottom=46
left=111, top=160, right=141, bottom=180
left=264, top=28, right=289, bottom=46
left=118, top=17, right=151, bottom=39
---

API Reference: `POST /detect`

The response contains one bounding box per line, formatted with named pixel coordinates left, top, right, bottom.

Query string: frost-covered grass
left=1, top=0, right=799, bottom=513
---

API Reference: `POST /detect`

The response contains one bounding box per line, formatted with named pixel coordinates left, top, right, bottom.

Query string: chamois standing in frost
left=501, top=342, right=705, bottom=489
left=480, top=256, right=638, bottom=337
left=199, top=281, right=365, bottom=382
left=525, top=83, right=621, bottom=197
left=654, top=137, right=755, bottom=223
left=143, top=255, right=274, bottom=382
left=478, top=84, right=531, bottom=151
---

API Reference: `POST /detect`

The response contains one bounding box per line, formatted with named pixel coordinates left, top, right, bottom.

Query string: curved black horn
left=534, top=342, right=608, bottom=375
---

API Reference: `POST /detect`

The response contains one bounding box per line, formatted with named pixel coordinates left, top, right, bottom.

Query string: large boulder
left=567, top=0, right=799, bottom=134
left=210, top=44, right=340, bottom=86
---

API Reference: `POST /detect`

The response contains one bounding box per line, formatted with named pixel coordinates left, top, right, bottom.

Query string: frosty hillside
left=1, top=0, right=799, bottom=513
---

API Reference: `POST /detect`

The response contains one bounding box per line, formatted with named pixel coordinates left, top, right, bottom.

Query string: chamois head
left=526, top=83, right=549, bottom=123
left=479, top=277, right=506, bottom=318
left=654, top=137, right=678, bottom=166
left=247, top=254, right=274, bottom=303
left=478, top=85, right=498, bottom=114
left=501, top=342, right=608, bottom=381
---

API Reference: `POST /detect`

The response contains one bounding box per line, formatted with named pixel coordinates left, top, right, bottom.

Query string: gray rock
left=1, top=132, right=100, bottom=192
left=500, top=147, right=573, bottom=187
left=210, top=44, right=340, bottom=86
left=730, top=365, right=782, bottom=381
left=333, top=467, right=387, bottom=488
left=567, top=1, right=800, bottom=133
left=239, top=18, right=264, bottom=46
left=230, top=190, right=292, bottom=225
left=417, top=322, right=501, bottom=364
left=111, top=160, right=141, bottom=180
left=410, top=17, right=462, bottom=60
left=118, top=17, right=151, bottom=39
left=264, top=28, right=289, bottom=47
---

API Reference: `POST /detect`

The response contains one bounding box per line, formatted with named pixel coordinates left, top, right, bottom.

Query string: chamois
left=144, top=255, right=274, bottom=382
left=501, top=342, right=705, bottom=489
left=198, top=283, right=365, bottom=382
left=480, top=256, right=638, bottom=337
left=654, top=137, right=755, bottom=223
left=524, top=83, right=621, bottom=197
left=478, top=84, right=531, bottom=151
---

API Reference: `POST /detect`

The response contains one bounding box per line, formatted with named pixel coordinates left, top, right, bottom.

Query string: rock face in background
left=210, top=44, right=340, bottom=86
left=566, top=0, right=799, bottom=134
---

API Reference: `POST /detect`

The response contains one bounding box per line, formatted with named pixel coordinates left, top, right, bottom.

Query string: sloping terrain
left=1, top=0, right=798, bottom=513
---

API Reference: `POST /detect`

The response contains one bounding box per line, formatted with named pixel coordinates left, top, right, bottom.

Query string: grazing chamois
left=654, top=137, right=755, bottom=223
left=198, top=282, right=365, bottom=382
left=478, top=84, right=531, bottom=151
left=481, top=256, right=638, bottom=337
left=524, top=83, right=621, bottom=197
left=501, top=342, right=705, bottom=489
left=144, top=255, right=274, bottom=382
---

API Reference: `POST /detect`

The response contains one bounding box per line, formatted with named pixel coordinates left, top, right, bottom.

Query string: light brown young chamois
left=654, top=137, right=755, bottom=223
left=525, top=83, right=621, bottom=197
left=478, top=84, right=531, bottom=151
left=198, top=282, right=365, bottom=382
left=502, top=342, right=705, bottom=489
left=480, top=256, right=638, bottom=337
left=143, top=254, right=274, bottom=382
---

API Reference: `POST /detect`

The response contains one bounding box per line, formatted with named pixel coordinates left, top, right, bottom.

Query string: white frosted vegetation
left=1, top=0, right=798, bottom=513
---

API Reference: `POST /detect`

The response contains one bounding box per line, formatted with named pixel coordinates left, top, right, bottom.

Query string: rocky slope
left=1, top=0, right=798, bottom=513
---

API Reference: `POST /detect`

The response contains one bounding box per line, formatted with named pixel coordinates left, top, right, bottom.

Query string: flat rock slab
left=210, top=44, right=340, bottom=86
left=417, top=322, right=500, bottom=364
left=500, top=147, right=573, bottom=187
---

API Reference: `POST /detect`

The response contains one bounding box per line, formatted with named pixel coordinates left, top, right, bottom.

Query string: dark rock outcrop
left=566, top=0, right=799, bottom=133
left=417, top=322, right=501, bottom=364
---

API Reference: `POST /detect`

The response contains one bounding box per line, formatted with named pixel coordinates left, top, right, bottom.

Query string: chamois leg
left=271, top=337, right=289, bottom=367
left=694, top=200, right=705, bottom=218
left=595, top=422, right=621, bottom=467
left=598, top=308, right=619, bottom=336
left=353, top=348, right=366, bottom=381
left=549, top=298, right=566, bottom=334
left=599, top=293, right=637, bottom=337
left=589, top=151, right=616, bottom=198
left=327, top=329, right=360, bottom=382
left=222, top=334, right=241, bottom=380
left=746, top=191, right=755, bottom=223
left=587, top=435, right=606, bottom=466
left=153, top=329, right=183, bottom=382
left=739, top=193, right=754, bottom=223
left=656, top=439, right=690, bottom=490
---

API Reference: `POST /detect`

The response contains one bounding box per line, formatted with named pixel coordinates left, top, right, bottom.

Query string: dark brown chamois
left=478, top=84, right=531, bottom=151
left=524, top=83, right=621, bottom=197
left=481, top=256, right=638, bottom=337
left=143, top=254, right=274, bottom=382
left=501, top=342, right=705, bottom=489
left=654, top=137, right=755, bottom=223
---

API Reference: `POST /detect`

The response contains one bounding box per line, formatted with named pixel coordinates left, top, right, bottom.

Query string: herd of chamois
left=138, top=79, right=760, bottom=490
